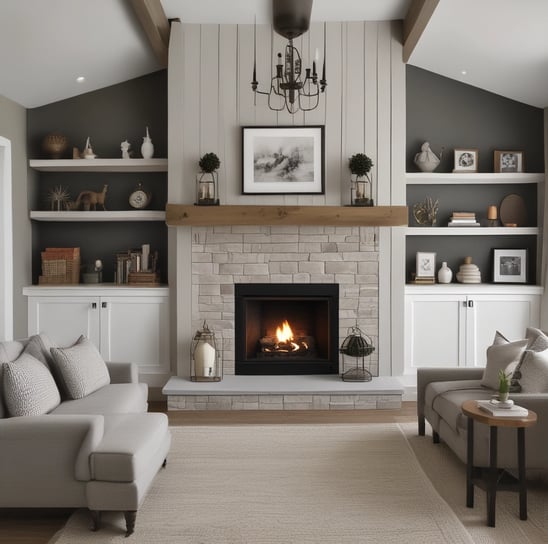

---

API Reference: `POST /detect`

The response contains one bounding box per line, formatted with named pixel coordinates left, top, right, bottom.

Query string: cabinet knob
left=91, top=302, right=97, bottom=309
left=468, top=300, right=474, bottom=308
left=102, top=302, right=107, bottom=308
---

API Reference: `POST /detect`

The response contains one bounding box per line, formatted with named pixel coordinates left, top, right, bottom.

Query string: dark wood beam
left=130, top=0, right=170, bottom=67
left=403, top=0, right=439, bottom=63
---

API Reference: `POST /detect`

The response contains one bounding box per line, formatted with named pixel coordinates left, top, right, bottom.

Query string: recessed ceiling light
left=76, top=76, right=85, bottom=83
left=461, top=70, right=467, bottom=76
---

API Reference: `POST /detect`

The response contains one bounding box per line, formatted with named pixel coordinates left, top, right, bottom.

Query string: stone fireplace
left=235, top=283, right=339, bottom=375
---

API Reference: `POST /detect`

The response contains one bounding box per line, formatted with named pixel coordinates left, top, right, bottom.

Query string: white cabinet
left=23, top=285, right=170, bottom=387
left=403, top=285, right=541, bottom=376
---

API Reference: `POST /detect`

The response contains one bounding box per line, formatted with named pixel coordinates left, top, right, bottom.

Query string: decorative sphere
left=42, top=132, right=68, bottom=159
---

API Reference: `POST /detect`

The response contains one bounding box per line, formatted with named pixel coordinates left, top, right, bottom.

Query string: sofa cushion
left=2, top=352, right=61, bottom=417
left=481, top=338, right=528, bottom=389
left=50, top=336, right=110, bottom=399
left=1, top=341, right=27, bottom=419
left=517, top=349, right=548, bottom=393
left=424, top=379, right=483, bottom=411
left=525, top=327, right=548, bottom=351
left=50, top=383, right=148, bottom=416
left=24, top=334, right=55, bottom=368
left=90, top=413, right=169, bottom=482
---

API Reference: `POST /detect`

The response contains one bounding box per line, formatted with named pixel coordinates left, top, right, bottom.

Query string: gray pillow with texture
left=525, top=327, right=548, bottom=351
left=1, top=340, right=29, bottom=419
left=481, top=338, right=528, bottom=389
left=517, top=349, right=548, bottom=393
left=50, top=336, right=110, bottom=399
left=24, top=333, right=55, bottom=368
left=3, top=352, right=61, bottom=417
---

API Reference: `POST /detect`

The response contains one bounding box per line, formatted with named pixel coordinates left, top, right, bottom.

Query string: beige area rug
left=401, top=422, right=548, bottom=544
left=50, top=423, right=473, bottom=544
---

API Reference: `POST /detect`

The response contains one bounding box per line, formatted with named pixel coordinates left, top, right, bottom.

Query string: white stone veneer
left=191, top=225, right=379, bottom=376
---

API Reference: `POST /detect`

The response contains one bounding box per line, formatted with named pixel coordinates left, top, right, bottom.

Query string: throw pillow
left=49, top=336, right=110, bottom=399
left=525, top=327, right=548, bottom=351
left=516, top=349, right=548, bottom=393
left=3, top=352, right=61, bottom=417
left=481, top=338, right=528, bottom=390
left=24, top=333, right=55, bottom=368
left=492, top=330, right=510, bottom=345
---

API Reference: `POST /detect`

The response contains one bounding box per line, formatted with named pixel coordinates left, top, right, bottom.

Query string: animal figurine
left=73, top=184, right=108, bottom=211
left=121, top=140, right=132, bottom=159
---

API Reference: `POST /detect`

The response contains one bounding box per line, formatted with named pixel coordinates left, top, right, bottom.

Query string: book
left=448, top=221, right=480, bottom=227
left=451, top=212, right=476, bottom=218
left=477, top=400, right=528, bottom=417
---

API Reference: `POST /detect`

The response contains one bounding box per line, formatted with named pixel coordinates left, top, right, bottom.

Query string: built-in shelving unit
left=30, top=211, right=166, bottom=222
left=29, top=158, right=168, bottom=172
left=406, top=172, right=544, bottom=185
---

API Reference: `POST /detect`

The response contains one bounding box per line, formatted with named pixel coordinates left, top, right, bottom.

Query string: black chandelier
left=251, top=0, right=327, bottom=114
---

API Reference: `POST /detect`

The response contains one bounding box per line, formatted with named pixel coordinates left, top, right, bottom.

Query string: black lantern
left=340, top=325, right=375, bottom=382
left=190, top=321, right=222, bottom=382
left=195, top=171, right=219, bottom=206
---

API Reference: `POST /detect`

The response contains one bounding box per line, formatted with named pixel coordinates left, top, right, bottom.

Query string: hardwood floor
left=0, top=402, right=417, bottom=544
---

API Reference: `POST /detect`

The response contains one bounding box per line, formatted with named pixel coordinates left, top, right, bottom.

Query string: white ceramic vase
left=437, top=262, right=453, bottom=284
left=141, top=127, right=154, bottom=159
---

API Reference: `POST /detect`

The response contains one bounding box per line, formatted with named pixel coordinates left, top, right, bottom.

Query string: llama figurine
left=73, top=184, right=108, bottom=211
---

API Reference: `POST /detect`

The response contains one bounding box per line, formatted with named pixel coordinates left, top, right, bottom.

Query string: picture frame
left=453, top=148, right=478, bottom=172
left=492, top=248, right=527, bottom=283
left=494, top=150, right=524, bottom=173
left=416, top=251, right=436, bottom=278
left=242, top=125, right=324, bottom=195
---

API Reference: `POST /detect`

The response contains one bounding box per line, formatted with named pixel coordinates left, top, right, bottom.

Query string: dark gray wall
left=406, top=66, right=544, bottom=173
left=27, top=71, right=168, bottom=284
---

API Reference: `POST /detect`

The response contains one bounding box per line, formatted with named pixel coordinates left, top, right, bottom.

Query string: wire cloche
left=340, top=324, right=375, bottom=382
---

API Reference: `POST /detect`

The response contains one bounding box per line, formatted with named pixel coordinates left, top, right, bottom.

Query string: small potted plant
left=498, top=369, right=511, bottom=402
left=196, top=152, right=220, bottom=206
left=348, top=153, right=374, bottom=206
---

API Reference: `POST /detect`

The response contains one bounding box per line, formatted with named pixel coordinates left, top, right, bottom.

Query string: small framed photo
left=493, top=248, right=527, bottom=283
left=416, top=251, right=436, bottom=278
left=453, top=148, right=478, bottom=172
left=494, top=150, right=524, bottom=173
left=242, top=125, right=324, bottom=195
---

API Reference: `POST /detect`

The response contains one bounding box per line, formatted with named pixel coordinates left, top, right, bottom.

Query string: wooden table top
left=462, top=399, right=537, bottom=428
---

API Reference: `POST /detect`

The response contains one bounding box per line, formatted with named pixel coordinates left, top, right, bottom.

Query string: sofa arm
left=0, top=414, right=105, bottom=483
left=417, top=367, right=484, bottom=434
left=106, top=361, right=139, bottom=384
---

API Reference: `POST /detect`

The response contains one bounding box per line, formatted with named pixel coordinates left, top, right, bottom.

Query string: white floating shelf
left=405, top=226, right=538, bottom=236
left=406, top=172, right=544, bottom=185
left=30, top=211, right=166, bottom=222
left=29, top=158, right=168, bottom=172
left=405, top=284, right=543, bottom=295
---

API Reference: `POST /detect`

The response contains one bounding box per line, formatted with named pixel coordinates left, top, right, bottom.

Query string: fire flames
left=261, top=320, right=309, bottom=354
left=276, top=320, right=294, bottom=344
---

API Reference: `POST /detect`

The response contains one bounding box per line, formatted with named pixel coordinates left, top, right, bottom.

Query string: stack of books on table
left=409, top=273, right=436, bottom=285
left=477, top=399, right=528, bottom=417
left=448, top=212, right=480, bottom=227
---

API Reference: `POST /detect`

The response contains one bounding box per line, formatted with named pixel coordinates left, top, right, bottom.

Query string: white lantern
left=190, top=321, right=222, bottom=382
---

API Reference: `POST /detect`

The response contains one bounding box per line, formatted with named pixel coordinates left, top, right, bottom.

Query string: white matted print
left=453, top=148, right=478, bottom=173
left=494, top=150, right=523, bottom=173
left=242, top=126, right=324, bottom=194
left=416, top=252, right=436, bottom=278
left=493, top=248, right=527, bottom=283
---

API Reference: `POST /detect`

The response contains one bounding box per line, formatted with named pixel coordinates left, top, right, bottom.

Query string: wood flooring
left=0, top=401, right=417, bottom=544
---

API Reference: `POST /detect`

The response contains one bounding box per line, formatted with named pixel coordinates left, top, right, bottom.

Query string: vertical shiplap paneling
left=376, top=21, right=392, bottom=206
left=199, top=25, right=220, bottom=156
left=324, top=22, right=343, bottom=206
left=238, top=24, right=258, bottom=127
left=218, top=24, right=238, bottom=205
left=364, top=21, right=379, bottom=205
left=182, top=24, right=202, bottom=203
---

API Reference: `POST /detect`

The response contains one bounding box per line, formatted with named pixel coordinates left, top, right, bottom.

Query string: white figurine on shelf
left=121, top=140, right=132, bottom=159
left=82, top=137, right=96, bottom=159
left=414, top=142, right=441, bottom=173
left=141, top=127, right=154, bottom=159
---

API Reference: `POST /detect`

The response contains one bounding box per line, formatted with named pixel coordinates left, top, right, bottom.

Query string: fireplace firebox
left=235, top=284, right=339, bottom=375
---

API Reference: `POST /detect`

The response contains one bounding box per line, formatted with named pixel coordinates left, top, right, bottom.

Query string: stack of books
left=448, top=212, right=480, bottom=227
left=477, top=399, right=528, bottom=417
left=115, top=246, right=159, bottom=285
left=409, top=273, right=436, bottom=285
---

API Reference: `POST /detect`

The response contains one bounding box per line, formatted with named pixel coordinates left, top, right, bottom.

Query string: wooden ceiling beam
left=403, top=0, right=439, bottom=63
left=130, top=0, right=170, bottom=67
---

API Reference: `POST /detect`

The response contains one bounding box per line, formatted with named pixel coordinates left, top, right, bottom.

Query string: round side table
left=461, top=399, right=537, bottom=527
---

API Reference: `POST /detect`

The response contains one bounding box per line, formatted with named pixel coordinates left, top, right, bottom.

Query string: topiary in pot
left=197, top=153, right=221, bottom=206
left=348, top=153, right=374, bottom=206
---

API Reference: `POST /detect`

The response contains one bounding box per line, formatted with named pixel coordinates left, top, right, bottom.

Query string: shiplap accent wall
left=168, top=21, right=405, bottom=377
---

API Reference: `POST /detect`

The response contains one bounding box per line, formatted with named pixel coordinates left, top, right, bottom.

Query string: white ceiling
left=0, top=0, right=547, bottom=109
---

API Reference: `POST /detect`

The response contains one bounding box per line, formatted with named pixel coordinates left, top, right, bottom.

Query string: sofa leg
left=162, top=458, right=167, bottom=468
left=124, top=510, right=137, bottom=537
left=90, top=510, right=101, bottom=532
left=433, top=430, right=440, bottom=444
left=418, top=416, right=425, bottom=436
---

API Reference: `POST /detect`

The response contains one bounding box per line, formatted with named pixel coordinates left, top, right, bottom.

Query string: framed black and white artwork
left=242, top=126, right=324, bottom=194
left=453, top=148, right=478, bottom=173
left=416, top=251, right=436, bottom=278
left=493, top=248, right=527, bottom=283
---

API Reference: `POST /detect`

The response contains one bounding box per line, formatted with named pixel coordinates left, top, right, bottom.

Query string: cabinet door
left=466, top=294, right=541, bottom=367
left=27, top=296, right=100, bottom=347
left=99, top=296, right=169, bottom=376
left=404, top=295, right=466, bottom=374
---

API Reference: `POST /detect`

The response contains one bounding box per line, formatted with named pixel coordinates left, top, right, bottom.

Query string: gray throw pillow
left=24, top=333, right=55, bottom=368
left=481, top=338, right=528, bottom=390
left=3, top=352, right=61, bottom=417
left=525, top=327, right=548, bottom=351
left=50, top=336, right=110, bottom=399
left=517, top=349, right=548, bottom=393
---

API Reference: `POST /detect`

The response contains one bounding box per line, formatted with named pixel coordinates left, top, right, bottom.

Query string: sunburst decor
left=47, top=185, right=72, bottom=211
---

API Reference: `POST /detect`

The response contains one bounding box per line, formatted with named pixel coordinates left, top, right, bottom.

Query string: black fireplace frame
left=235, top=283, right=339, bottom=375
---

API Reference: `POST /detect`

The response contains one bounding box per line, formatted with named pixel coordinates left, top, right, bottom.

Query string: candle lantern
left=348, top=153, right=374, bottom=206
left=339, top=324, right=375, bottom=382
left=195, top=152, right=220, bottom=206
left=190, top=320, right=222, bottom=382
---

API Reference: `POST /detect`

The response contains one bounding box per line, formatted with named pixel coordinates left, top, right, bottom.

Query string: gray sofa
left=0, top=335, right=171, bottom=536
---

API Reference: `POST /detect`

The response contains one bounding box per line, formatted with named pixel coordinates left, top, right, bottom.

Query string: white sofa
left=0, top=334, right=171, bottom=536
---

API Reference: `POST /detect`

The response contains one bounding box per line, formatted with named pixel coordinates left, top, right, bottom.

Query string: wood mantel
left=166, top=204, right=408, bottom=227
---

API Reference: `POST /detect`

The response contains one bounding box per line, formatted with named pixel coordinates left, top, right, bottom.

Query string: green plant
left=348, top=153, right=373, bottom=178
left=498, top=369, right=511, bottom=394
left=199, top=152, right=220, bottom=173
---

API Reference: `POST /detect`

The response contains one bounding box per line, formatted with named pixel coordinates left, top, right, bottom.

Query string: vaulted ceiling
left=0, top=0, right=547, bottom=110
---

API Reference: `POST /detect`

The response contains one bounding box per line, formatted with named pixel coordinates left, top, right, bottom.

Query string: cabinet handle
left=91, top=302, right=97, bottom=309
left=102, top=302, right=107, bottom=308
left=468, top=300, right=474, bottom=308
